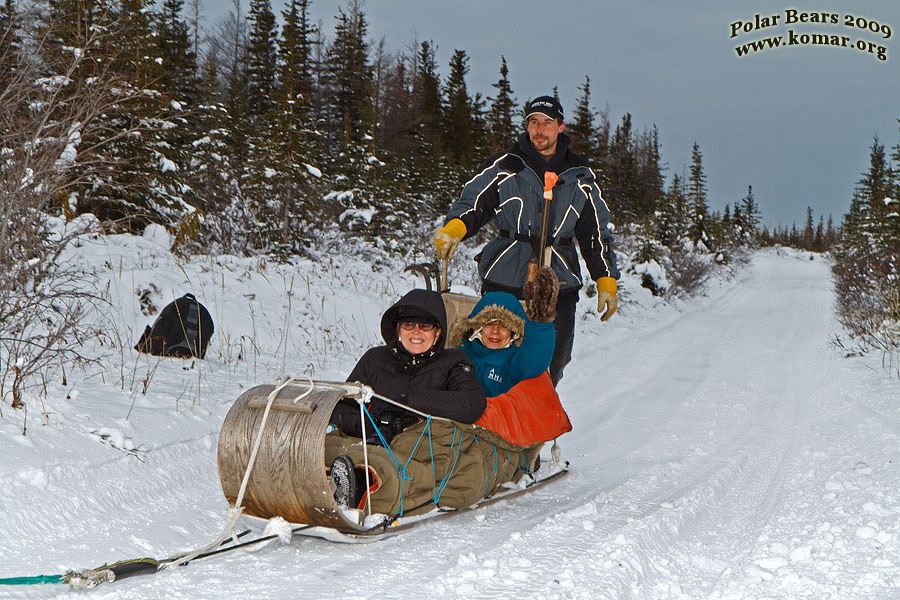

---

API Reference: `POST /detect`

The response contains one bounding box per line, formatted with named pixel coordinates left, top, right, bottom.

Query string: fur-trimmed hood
left=448, top=292, right=526, bottom=349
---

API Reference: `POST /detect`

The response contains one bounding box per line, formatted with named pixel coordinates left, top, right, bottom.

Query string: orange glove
left=596, top=277, right=617, bottom=322
left=434, top=218, right=466, bottom=260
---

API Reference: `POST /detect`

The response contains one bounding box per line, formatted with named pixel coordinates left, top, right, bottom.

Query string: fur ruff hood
left=448, top=292, right=526, bottom=349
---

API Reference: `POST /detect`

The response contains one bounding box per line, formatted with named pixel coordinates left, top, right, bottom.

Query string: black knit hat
left=525, top=96, right=564, bottom=122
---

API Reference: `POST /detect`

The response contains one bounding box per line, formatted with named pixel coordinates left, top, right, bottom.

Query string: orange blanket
left=474, top=371, right=572, bottom=447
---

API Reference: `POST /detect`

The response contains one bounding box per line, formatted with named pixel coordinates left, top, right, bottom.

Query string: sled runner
left=239, top=465, right=569, bottom=544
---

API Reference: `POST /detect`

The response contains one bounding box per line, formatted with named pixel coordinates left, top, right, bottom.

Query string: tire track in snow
left=409, top=253, right=841, bottom=598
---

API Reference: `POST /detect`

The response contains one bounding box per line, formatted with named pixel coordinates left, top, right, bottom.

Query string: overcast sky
left=204, top=0, right=900, bottom=228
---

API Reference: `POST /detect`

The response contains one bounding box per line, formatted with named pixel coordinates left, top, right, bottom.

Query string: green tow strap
left=1, top=558, right=161, bottom=588
left=0, top=574, right=66, bottom=585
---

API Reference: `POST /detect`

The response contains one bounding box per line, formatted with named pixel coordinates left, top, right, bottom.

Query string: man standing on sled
left=434, top=95, right=620, bottom=385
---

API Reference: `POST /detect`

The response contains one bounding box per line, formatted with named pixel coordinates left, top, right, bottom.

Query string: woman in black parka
left=326, top=289, right=499, bottom=514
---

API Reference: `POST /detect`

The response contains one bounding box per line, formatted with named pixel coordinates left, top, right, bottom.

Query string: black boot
left=331, top=455, right=358, bottom=508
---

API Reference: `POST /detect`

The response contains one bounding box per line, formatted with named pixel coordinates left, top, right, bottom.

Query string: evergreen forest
left=1, top=0, right=899, bottom=366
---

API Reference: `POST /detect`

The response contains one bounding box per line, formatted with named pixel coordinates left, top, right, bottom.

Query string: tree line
left=758, top=207, right=839, bottom=252
left=6, top=0, right=892, bottom=404
left=832, top=134, right=900, bottom=369
left=1, top=0, right=783, bottom=260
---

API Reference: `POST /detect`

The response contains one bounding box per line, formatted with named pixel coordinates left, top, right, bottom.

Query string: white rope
left=291, top=374, right=315, bottom=403
left=162, top=375, right=298, bottom=568
left=358, top=385, right=373, bottom=516
left=369, top=390, right=451, bottom=422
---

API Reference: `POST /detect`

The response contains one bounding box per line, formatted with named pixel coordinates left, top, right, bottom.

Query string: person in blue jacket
left=448, top=266, right=558, bottom=397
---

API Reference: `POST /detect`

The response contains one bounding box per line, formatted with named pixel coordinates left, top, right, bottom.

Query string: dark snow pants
left=549, top=290, right=578, bottom=386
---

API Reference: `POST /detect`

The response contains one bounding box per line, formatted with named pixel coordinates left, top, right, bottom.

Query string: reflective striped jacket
left=447, top=132, right=619, bottom=295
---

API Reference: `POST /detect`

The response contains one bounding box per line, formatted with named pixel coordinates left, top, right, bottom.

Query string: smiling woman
left=479, top=320, right=514, bottom=350
left=448, top=276, right=557, bottom=398
left=397, top=319, right=439, bottom=355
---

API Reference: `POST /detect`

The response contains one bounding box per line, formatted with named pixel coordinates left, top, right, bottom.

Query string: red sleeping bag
left=474, top=371, right=572, bottom=447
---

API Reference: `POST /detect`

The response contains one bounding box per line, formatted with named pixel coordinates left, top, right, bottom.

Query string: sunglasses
left=399, top=321, right=436, bottom=332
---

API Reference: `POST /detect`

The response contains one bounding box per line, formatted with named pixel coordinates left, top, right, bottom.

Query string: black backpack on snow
left=134, top=293, right=214, bottom=359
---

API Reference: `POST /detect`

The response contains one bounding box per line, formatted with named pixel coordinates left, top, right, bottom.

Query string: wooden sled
left=217, top=378, right=569, bottom=538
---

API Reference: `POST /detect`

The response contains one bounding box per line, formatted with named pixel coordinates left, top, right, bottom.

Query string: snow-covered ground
left=1, top=228, right=899, bottom=599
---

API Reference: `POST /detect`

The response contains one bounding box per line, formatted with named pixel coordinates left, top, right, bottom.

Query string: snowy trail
left=2, top=250, right=900, bottom=599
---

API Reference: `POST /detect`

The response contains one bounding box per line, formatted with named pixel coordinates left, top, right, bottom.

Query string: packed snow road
left=2, top=248, right=899, bottom=599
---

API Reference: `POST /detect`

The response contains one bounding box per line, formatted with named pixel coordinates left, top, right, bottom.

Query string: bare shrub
left=666, top=246, right=712, bottom=296
left=0, top=4, right=171, bottom=411
left=832, top=254, right=900, bottom=375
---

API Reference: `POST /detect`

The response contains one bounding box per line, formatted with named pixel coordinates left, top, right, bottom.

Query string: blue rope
left=427, top=423, right=436, bottom=484
left=433, top=427, right=465, bottom=504
left=362, top=407, right=402, bottom=470
left=0, top=575, right=65, bottom=585
left=355, top=412, right=519, bottom=516
left=489, top=446, right=499, bottom=496
left=395, top=417, right=433, bottom=516
left=472, top=434, right=492, bottom=498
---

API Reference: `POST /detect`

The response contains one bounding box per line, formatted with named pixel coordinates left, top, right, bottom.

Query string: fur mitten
left=523, top=266, right=559, bottom=322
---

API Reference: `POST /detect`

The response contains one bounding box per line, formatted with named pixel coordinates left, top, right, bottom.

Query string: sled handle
left=440, top=257, right=449, bottom=293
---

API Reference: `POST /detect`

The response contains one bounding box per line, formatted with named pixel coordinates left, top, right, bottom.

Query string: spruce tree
left=441, top=49, right=475, bottom=168
left=859, top=137, right=895, bottom=253
left=607, top=113, right=637, bottom=224
left=655, top=173, right=685, bottom=248
left=38, top=0, right=199, bottom=230
left=833, top=136, right=899, bottom=351
left=841, top=138, right=892, bottom=257
left=378, top=54, right=414, bottom=156
left=324, top=1, right=375, bottom=153
left=740, top=185, right=760, bottom=239
left=814, top=215, right=825, bottom=252
left=152, top=0, right=201, bottom=239
left=803, top=206, right=815, bottom=250
left=46, top=0, right=106, bottom=50
left=409, top=40, right=442, bottom=181
left=568, top=75, right=597, bottom=160
left=841, top=183, right=867, bottom=256
left=44, top=0, right=119, bottom=82
left=686, top=141, right=710, bottom=248
left=278, top=0, right=315, bottom=121
left=107, top=0, right=198, bottom=231
left=242, top=0, right=322, bottom=257
left=826, top=215, right=838, bottom=249
left=634, top=125, right=663, bottom=223
left=221, top=0, right=251, bottom=180
left=246, top=0, right=277, bottom=118
left=156, top=0, right=198, bottom=105
left=486, top=56, right=516, bottom=153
